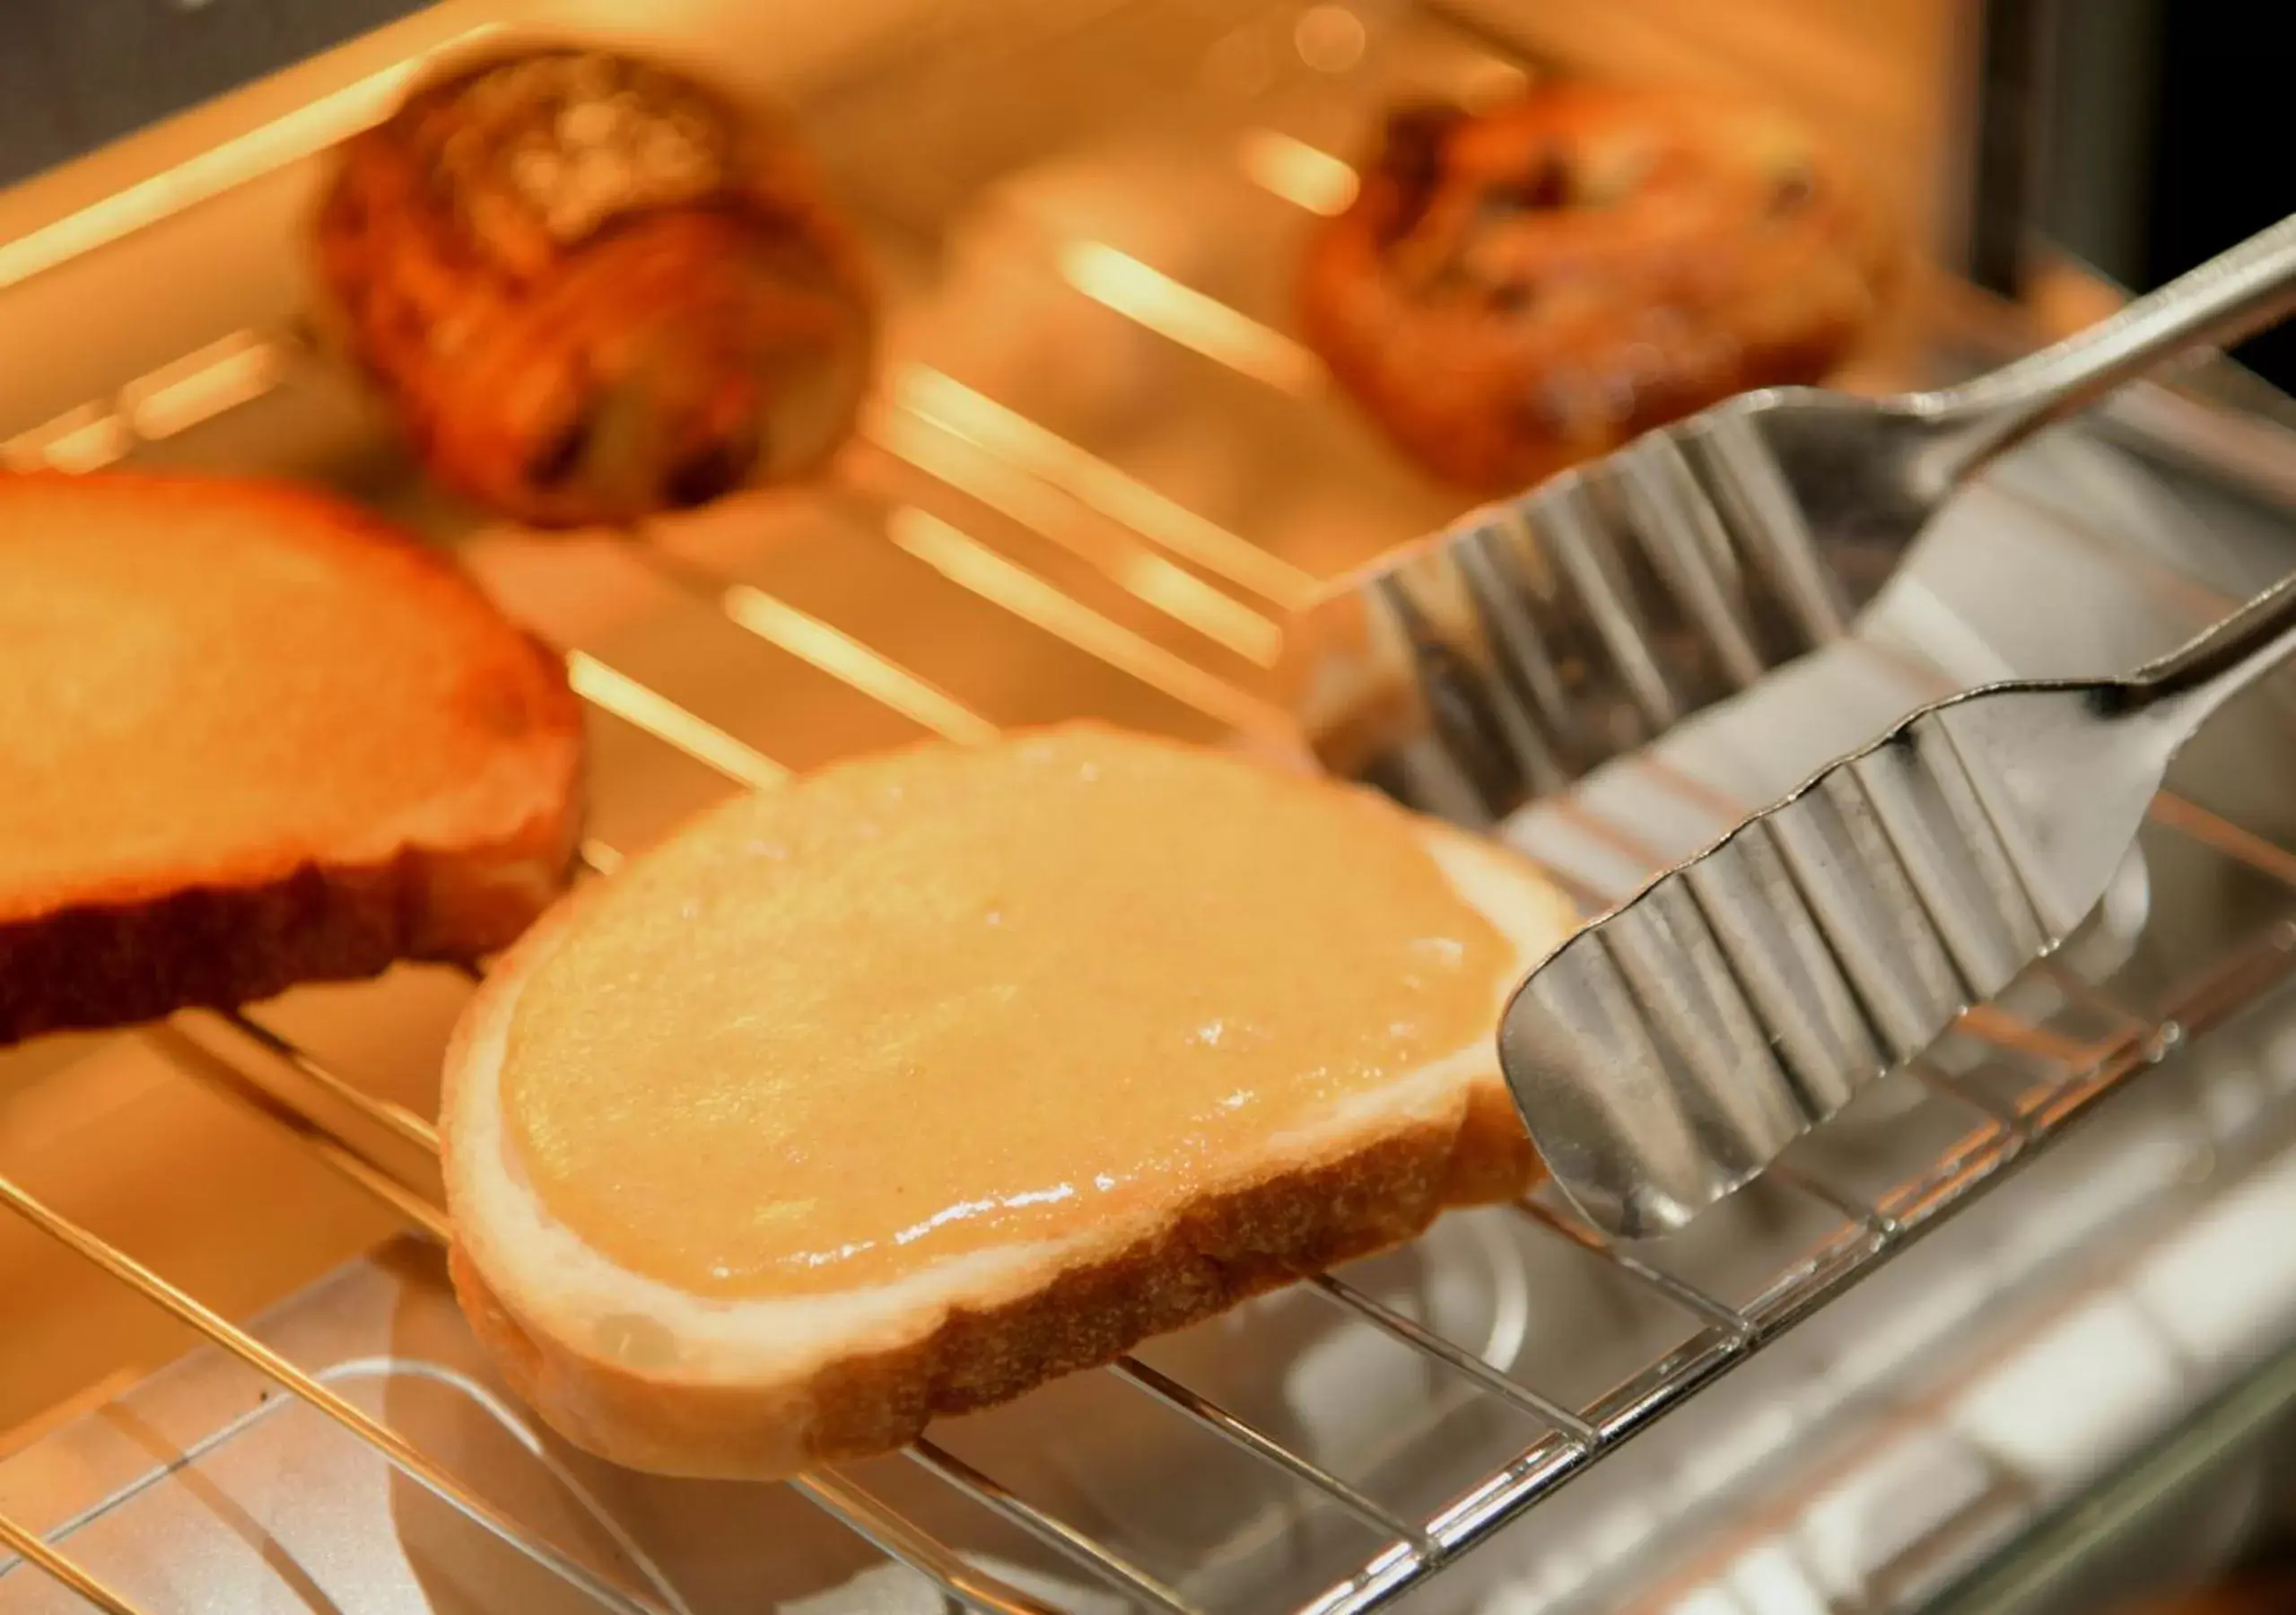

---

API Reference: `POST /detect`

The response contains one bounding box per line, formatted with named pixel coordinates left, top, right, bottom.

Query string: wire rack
left=5, top=407, right=2296, bottom=1615
left=9, top=4, right=2296, bottom=1612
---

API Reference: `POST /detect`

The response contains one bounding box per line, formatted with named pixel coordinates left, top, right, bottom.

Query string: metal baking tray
left=9, top=2, right=2296, bottom=1611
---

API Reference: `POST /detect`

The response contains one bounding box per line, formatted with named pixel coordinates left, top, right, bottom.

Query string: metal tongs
left=1504, top=571, right=2296, bottom=1236
left=1281, top=214, right=2296, bottom=829
left=1491, top=213, right=2296, bottom=1237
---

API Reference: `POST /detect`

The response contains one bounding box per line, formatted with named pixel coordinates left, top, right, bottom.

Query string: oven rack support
left=8, top=588, right=2296, bottom=1615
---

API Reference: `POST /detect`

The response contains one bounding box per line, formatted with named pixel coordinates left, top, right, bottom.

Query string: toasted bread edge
left=441, top=818, right=1574, bottom=1480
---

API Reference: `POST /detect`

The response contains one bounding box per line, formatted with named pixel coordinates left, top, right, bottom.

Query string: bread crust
left=0, top=469, right=585, bottom=1044
left=441, top=815, right=1562, bottom=1480
left=1300, top=83, right=1894, bottom=493
left=0, top=826, right=575, bottom=1048
left=449, top=1091, right=1531, bottom=1477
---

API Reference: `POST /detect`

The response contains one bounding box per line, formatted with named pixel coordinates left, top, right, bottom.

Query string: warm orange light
left=121, top=331, right=284, bottom=441
left=866, top=406, right=1283, bottom=668
left=565, top=650, right=787, bottom=790
left=1236, top=129, right=1358, bottom=216
left=1292, top=4, right=1367, bottom=73
left=720, top=584, right=1002, bottom=745
left=883, top=508, right=1289, bottom=739
left=893, top=365, right=1316, bottom=609
left=1056, top=241, right=1323, bottom=397
left=5, top=405, right=130, bottom=474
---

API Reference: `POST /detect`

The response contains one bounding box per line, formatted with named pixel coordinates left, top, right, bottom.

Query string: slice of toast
left=0, top=470, right=583, bottom=1045
left=441, top=723, right=1576, bottom=1479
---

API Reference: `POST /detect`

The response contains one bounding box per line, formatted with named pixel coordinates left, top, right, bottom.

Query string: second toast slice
left=0, top=471, right=584, bottom=1044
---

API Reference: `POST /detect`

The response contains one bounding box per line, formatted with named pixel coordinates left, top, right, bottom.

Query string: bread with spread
left=1301, top=83, right=1893, bottom=493
left=315, top=45, right=875, bottom=527
left=441, top=722, right=1576, bottom=1478
left=0, top=470, right=583, bottom=1045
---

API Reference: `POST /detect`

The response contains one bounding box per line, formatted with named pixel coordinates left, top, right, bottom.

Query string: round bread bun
left=1300, top=83, right=1895, bottom=493
left=314, top=44, right=875, bottom=528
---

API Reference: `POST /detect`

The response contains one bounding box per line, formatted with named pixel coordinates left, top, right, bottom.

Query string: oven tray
left=9, top=2, right=2296, bottom=1612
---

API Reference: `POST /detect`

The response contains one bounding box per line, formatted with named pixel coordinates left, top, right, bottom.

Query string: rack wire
left=6, top=489, right=2296, bottom=1614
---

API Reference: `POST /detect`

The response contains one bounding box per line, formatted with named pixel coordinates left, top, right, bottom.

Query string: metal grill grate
left=6, top=500, right=2296, bottom=1612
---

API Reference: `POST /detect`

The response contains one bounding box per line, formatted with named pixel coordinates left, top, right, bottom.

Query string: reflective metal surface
left=1287, top=212, right=2296, bottom=828
left=1505, top=574, right=2296, bottom=1236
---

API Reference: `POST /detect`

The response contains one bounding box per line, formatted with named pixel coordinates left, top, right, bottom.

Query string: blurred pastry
left=1300, top=83, right=1893, bottom=493
left=316, top=45, right=874, bottom=527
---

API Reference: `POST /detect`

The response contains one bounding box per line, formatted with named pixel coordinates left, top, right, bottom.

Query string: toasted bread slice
left=442, top=723, right=1576, bottom=1479
left=0, top=471, right=583, bottom=1045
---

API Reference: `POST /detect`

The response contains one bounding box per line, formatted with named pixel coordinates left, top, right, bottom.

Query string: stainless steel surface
left=0, top=1174, right=672, bottom=1615
left=1919, top=211, right=2296, bottom=483
left=1924, top=1341, right=2296, bottom=1615
left=1503, top=571, right=2296, bottom=1237
left=8, top=4, right=2296, bottom=1614
left=1289, top=213, right=2296, bottom=828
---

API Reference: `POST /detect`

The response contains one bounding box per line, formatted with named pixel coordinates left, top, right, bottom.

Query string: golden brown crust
left=0, top=837, right=571, bottom=1047
left=0, top=469, right=584, bottom=1044
left=314, top=43, right=875, bottom=527
left=1300, top=83, right=1894, bottom=493
left=448, top=1075, right=1533, bottom=1479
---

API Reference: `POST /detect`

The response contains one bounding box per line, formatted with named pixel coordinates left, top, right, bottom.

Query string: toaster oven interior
left=8, top=3, right=2296, bottom=1611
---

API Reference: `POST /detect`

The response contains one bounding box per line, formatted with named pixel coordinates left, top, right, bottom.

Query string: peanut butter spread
left=501, top=726, right=1515, bottom=1299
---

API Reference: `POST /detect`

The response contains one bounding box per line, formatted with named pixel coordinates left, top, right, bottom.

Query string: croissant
left=315, top=46, right=874, bottom=527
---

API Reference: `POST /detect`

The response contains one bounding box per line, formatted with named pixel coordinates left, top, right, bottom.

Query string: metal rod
left=2152, top=789, right=2296, bottom=890
left=905, top=1439, right=1206, bottom=1615
left=1106, top=1356, right=1435, bottom=1551
left=0, top=1509, right=148, bottom=1615
left=1509, top=1200, right=1755, bottom=1340
left=2033, top=962, right=2152, bottom=1041
left=1765, top=1161, right=1903, bottom=1241
left=213, top=1010, right=441, bottom=1155
left=1912, top=1059, right=2036, bottom=1139
left=861, top=415, right=1284, bottom=668
left=883, top=506, right=1290, bottom=738
left=790, top=1471, right=1068, bottom=1615
left=891, top=364, right=1318, bottom=608
left=1307, top=1275, right=1599, bottom=1445
left=145, top=1027, right=451, bottom=1243
left=1544, top=796, right=1674, bottom=886
left=567, top=650, right=788, bottom=790
left=720, top=582, right=1003, bottom=742
left=0, top=1173, right=670, bottom=1615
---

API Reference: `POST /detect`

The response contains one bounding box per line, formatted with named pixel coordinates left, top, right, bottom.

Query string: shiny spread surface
left=502, top=726, right=1514, bottom=1298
